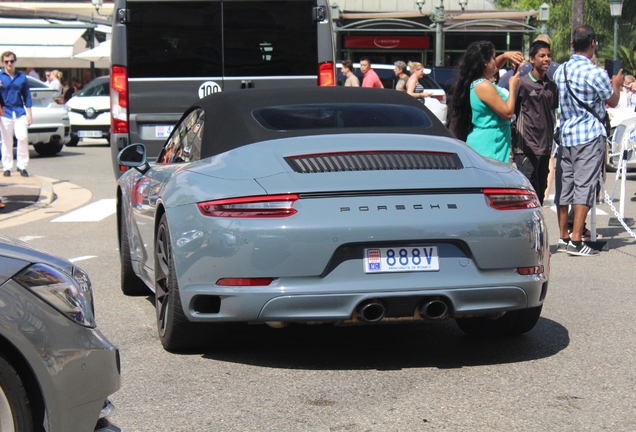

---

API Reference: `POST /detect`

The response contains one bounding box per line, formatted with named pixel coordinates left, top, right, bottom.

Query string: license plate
left=363, top=246, right=439, bottom=273
left=156, top=125, right=174, bottom=138
left=78, top=130, right=102, bottom=138
left=31, top=99, right=46, bottom=107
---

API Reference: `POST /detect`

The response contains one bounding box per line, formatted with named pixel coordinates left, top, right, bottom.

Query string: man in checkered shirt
left=553, top=26, right=623, bottom=256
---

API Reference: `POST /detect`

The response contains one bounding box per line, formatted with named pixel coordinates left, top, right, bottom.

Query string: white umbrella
left=73, top=39, right=111, bottom=63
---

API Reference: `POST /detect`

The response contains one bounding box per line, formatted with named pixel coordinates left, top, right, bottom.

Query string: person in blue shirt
left=0, top=51, right=33, bottom=177
left=552, top=26, right=623, bottom=256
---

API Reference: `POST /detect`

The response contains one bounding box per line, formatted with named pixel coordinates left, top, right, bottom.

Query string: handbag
left=563, top=64, right=611, bottom=137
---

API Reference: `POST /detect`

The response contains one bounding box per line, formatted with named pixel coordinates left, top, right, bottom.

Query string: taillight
left=517, top=266, right=544, bottom=275
left=216, top=278, right=274, bottom=286
left=111, top=65, right=128, bottom=133
left=483, top=189, right=540, bottom=210
left=319, top=61, right=335, bottom=86
left=197, top=194, right=299, bottom=218
left=432, top=95, right=446, bottom=104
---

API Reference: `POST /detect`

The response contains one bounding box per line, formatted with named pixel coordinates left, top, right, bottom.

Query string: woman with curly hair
left=449, top=41, right=523, bottom=163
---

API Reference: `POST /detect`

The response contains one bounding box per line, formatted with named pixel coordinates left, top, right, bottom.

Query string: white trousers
left=0, top=114, right=29, bottom=171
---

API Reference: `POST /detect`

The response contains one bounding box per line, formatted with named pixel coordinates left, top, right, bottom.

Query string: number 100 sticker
left=198, top=81, right=222, bottom=99
left=363, top=246, right=440, bottom=273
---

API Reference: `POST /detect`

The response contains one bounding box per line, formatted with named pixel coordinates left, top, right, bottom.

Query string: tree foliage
left=497, top=0, right=636, bottom=66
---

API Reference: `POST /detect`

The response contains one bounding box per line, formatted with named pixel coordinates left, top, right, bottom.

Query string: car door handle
left=240, top=80, right=254, bottom=89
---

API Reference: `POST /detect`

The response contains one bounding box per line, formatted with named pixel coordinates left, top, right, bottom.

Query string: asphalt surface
left=0, top=171, right=53, bottom=214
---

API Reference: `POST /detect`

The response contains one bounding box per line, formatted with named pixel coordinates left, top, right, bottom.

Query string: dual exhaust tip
left=357, top=299, right=449, bottom=323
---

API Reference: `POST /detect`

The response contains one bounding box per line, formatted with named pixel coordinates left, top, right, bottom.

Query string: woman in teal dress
left=449, top=41, right=523, bottom=163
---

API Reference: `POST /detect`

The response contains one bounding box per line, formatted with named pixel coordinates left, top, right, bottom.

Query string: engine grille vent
left=285, top=151, right=463, bottom=173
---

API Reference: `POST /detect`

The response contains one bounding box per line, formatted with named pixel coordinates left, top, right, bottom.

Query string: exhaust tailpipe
left=420, top=300, right=448, bottom=320
left=357, top=300, right=386, bottom=323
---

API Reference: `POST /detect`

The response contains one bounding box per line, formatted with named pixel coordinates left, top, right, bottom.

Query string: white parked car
left=66, top=76, right=110, bottom=146
left=0, top=77, right=70, bottom=157
left=336, top=62, right=448, bottom=125
left=606, top=107, right=636, bottom=171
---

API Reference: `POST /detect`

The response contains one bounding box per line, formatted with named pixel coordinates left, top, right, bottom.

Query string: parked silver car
left=0, top=235, right=120, bottom=431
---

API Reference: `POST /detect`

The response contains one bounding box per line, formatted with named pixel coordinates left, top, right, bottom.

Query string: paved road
left=3, top=143, right=636, bottom=431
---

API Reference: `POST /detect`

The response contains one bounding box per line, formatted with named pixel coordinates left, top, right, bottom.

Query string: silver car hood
left=0, top=234, right=75, bottom=284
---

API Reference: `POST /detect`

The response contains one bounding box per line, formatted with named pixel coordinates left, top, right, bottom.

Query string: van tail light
left=197, top=194, right=299, bottom=218
left=483, top=189, right=540, bottom=210
left=111, top=65, right=129, bottom=133
left=318, top=61, right=335, bottom=86
left=432, top=95, right=446, bottom=104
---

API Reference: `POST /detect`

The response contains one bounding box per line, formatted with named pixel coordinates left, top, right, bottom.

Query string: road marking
left=52, top=199, right=116, bottom=222
left=18, top=236, right=45, bottom=242
left=69, top=256, right=97, bottom=263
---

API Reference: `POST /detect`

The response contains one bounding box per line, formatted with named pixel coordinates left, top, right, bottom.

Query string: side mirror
left=118, top=144, right=150, bottom=174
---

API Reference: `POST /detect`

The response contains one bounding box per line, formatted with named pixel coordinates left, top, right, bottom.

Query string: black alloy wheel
left=119, top=211, right=150, bottom=296
left=154, top=214, right=218, bottom=352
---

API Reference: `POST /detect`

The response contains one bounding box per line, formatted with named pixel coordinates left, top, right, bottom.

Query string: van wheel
left=455, top=306, right=542, bottom=337
left=33, top=143, right=63, bottom=156
left=0, top=355, right=34, bottom=431
left=67, top=136, right=79, bottom=147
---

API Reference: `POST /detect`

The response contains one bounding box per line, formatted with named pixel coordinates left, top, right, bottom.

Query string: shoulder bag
left=563, top=63, right=611, bottom=137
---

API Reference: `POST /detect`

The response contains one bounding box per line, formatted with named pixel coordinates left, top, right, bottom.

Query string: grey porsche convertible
left=116, top=87, right=549, bottom=352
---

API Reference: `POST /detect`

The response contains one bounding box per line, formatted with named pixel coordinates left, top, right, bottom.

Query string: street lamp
left=609, top=0, right=623, bottom=60
left=417, top=0, right=468, bottom=66
left=538, top=3, right=550, bottom=35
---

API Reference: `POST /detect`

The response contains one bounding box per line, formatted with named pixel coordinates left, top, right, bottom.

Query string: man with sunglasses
left=0, top=51, right=32, bottom=177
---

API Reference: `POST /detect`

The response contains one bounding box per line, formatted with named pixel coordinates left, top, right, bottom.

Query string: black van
left=109, top=0, right=335, bottom=177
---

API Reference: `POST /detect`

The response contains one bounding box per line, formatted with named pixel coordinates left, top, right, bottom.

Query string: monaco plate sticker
left=198, top=81, right=222, bottom=99
left=363, top=246, right=439, bottom=273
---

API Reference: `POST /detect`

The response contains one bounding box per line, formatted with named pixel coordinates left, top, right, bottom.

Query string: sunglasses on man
left=3, top=59, right=15, bottom=64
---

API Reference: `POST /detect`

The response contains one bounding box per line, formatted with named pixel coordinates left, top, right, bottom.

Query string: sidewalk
left=0, top=174, right=54, bottom=219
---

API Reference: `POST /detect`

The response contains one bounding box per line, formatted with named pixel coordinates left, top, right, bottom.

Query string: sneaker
left=557, top=239, right=568, bottom=252
left=3, top=170, right=9, bottom=177
left=18, top=169, right=28, bottom=177
left=566, top=241, right=599, bottom=257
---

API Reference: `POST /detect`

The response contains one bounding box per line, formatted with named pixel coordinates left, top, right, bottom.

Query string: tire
left=155, top=214, right=219, bottom=352
left=33, top=143, right=63, bottom=156
left=455, top=305, right=542, bottom=337
left=66, top=136, right=79, bottom=147
left=0, top=355, right=34, bottom=431
left=120, top=214, right=151, bottom=296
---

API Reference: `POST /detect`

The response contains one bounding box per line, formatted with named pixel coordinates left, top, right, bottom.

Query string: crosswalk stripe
left=52, top=199, right=116, bottom=222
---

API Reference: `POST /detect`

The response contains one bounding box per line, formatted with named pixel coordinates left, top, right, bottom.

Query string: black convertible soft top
left=190, top=86, right=453, bottom=159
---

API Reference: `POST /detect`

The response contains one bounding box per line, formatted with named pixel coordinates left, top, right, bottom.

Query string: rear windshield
left=27, top=77, right=49, bottom=89
left=253, top=104, right=433, bottom=130
left=127, top=0, right=318, bottom=79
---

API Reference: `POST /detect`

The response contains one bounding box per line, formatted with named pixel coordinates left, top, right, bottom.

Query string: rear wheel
left=155, top=214, right=220, bottom=352
left=0, top=355, right=33, bottom=431
left=120, top=214, right=150, bottom=296
left=66, top=136, right=79, bottom=147
left=455, top=305, right=542, bottom=337
left=33, top=143, right=63, bottom=156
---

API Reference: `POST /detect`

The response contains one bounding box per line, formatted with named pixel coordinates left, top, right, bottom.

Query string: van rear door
left=110, top=0, right=333, bottom=177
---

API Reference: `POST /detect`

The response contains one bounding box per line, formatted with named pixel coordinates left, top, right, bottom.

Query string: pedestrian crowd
left=340, top=24, right=629, bottom=256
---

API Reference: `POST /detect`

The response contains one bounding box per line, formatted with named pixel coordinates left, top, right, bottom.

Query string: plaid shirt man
left=553, top=54, right=613, bottom=147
